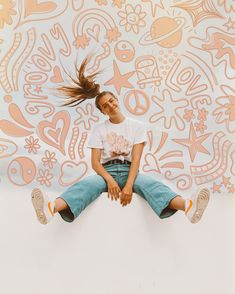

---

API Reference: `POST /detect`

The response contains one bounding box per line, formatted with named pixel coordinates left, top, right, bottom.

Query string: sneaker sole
left=31, top=188, right=48, bottom=225
left=191, top=188, right=210, bottom=224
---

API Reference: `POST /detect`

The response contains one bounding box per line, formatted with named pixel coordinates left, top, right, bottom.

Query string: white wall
left=0, top=185, right=235, bottom=294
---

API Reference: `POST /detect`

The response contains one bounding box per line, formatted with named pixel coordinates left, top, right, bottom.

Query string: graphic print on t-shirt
left=106, top=132, right=132, bottom=157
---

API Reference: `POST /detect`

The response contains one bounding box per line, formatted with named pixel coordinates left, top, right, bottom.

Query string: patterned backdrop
left=0, top=0, right=234, bottom=196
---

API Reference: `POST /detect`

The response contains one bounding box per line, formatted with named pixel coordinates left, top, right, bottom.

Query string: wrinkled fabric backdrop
left=0, top=0, right=235, bottom=196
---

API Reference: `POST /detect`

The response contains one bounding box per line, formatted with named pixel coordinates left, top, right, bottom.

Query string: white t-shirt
left=87, top=117, right=147, bottom=164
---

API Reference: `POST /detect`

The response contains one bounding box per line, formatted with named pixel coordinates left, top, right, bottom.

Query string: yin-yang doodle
left=8, top=157, right=36, bottom=186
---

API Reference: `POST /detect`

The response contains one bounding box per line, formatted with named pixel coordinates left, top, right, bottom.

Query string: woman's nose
left=108, top=102, right=114, bottom=108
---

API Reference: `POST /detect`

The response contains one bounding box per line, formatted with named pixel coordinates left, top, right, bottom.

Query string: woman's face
left=98, top=93, right=119, bottom=116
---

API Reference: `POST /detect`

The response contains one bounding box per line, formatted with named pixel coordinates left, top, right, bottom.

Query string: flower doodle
left=118, top=4, right=146, bottom=34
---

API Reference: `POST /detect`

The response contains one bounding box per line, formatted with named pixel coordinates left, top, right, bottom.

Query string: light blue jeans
left=58, top=164, right=178, bottom=222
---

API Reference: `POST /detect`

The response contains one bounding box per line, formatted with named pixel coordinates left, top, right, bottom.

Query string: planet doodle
left=140, top=17, right=185, bottom=48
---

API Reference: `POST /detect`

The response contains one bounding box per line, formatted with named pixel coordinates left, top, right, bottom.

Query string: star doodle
left=212, top=182, right=222, bottom=193
left=183, top=109, right=194, bottom=122
left=228, top=184, right=235, bottom=194
left=172, top=0, right=223, bottom=27
left=197, top=108, right=208, bottom=121
left=34, top=86, right=42, bottom=94
left=194, top=120, right=207, bottom=134
left=172, top=123, right=211, bottom=162
left=141, top=0, right=164, bottom=17
left=104, top=60, right=135, bottom=94
left=223, top=17, right=235, bottom=31
left=222, top=176, right=231, bottom=187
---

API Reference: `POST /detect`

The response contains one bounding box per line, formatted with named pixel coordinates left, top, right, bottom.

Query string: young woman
left=31, top=57, right=210, bottom=225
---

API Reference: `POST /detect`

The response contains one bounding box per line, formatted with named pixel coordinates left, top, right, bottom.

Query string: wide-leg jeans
left=58, top=164, right=178, bottom=222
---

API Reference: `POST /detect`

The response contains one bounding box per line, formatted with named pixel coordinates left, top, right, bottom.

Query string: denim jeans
left=58, top=164, right=178, bottom=222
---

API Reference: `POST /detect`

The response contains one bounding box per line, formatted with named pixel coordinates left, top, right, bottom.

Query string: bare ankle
left=54, top=198, right=68, bottom=212
left=168, top=196, right=185, bottom=211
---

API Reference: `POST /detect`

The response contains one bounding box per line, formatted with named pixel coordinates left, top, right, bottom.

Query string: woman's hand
left=120, top=184, right=133, bottom=206
left=107, top=178, right=121, bottom=201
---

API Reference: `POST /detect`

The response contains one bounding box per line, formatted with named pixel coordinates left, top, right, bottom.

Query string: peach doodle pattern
left=189, top=27, right=235, bottom=79
left=172, top=0, right=223, bottom=27
left=24, top=136, right=41, bottom=154
left=143, top=130, right=192, bottom=190
left=36, top=169, right=54, bottom=187
left=0, top=0, right=16, bottom=29
left=190, top=132, right=232, bottom=185
left=213, top=85, right=235, bottom=134
left=118, top=4, right=146, bottom=34
left=0, top=0, right=234, bottom=195
left=74, top=103, right=99, bottom=130
left=41, top=150, right=57, bottom=169
left=150, top=89, right=189, bottom=130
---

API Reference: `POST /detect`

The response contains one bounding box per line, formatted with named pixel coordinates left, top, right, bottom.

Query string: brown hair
left=58, top=56, right=101, bottom=107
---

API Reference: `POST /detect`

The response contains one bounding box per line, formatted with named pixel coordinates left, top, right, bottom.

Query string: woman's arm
left=91, top=148, right=121, bottom=200
left=120, top=142, right=145, bottom=206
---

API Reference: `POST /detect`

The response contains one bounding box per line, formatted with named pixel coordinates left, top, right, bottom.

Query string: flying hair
left=58, top=55, right=101, bottom=107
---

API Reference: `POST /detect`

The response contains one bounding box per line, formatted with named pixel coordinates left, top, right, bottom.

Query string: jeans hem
left=56, top=197, right=75, bottom=223
left=159, top=194, right=179, bottom=219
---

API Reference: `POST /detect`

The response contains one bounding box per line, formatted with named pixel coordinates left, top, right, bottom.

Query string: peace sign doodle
left=124, top=90, right=150, bottom=115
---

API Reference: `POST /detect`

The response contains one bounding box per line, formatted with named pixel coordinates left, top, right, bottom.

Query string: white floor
left=1, top=186, right=235, bottom=294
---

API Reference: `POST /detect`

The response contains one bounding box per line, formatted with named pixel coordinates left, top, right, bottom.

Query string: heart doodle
left=37, top=111, right=70, bottom=155
left=86, top=24, right=100, bottom=42
left=16, top=0, right=68, bottom=28
left=48, top=128, right=61, bottom=142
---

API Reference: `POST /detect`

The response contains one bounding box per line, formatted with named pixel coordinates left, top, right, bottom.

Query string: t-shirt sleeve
left=87, top=125, right=103, bottom=149
left=133, top=121, right=147, bottom=145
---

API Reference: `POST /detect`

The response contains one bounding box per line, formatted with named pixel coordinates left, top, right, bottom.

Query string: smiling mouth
left=111, top=106, right=118, bottom=112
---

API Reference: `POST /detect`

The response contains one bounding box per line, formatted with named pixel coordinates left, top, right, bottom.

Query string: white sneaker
left=31, top=188, right=55, bottom=225
left=185, top=187, right=210, bottom=224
